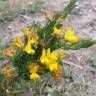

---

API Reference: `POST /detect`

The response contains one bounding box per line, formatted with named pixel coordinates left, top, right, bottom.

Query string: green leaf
left=49, top=37, right=61, bottom=50
left=69, top=40, right=96, bottom=50
left=55, top=23, right=63, bottom=29
left=24, top=35, right=28, bottom=45
left=37, top=26, right=43, bottom=39
left=54, top=0, right=76, bottom=19
left=0, top=74, right=4, bottom=86
left=61, top=0, right=76, bottom=18
left=44, top=18, right=57, bottom=38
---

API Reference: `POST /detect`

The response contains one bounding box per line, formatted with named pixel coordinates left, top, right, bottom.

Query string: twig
left=61, top=60, right=83, bottom=69
left=39, top=81, right=46, bottom=95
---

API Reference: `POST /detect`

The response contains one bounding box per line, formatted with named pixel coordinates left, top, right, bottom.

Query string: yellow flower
left=24, top=40, right=35, bottom=55
left=30, top=35, right=38, bottom=45
left=21, top=27, right=38, bottom=45
left=40, top=48, right=58, bottom=66
left=64, top=27, right=80, bottom=43
left=21, top=27, right=35, bottom=36
left=30, top=73, right=40, bottom=80
left=40, top=49, right=49, bottom=65
left=29, top=65, right=40, bottom=73
left=29, top=65, right=40, bottom=81
left=48, top=62, right=58, bottom=72
left=30, top=27, right=38, bottom=44
left=2, top=48, right=15, bottom=57
left=2, top=66, right=14, bottom=78
left=29, top=64, right=46, bottom=81
left=12, top=36, right=23, bottom=48
left=21, top=27, right=30, bottom=36
left=47, top=48, right=58, bottom=61
left=40, top=48, right=58, bottom=65
left=54, top=50, right=66, bottom=59
left=40, top=48, right=62, bottom=72
left=40, top=48, right=62, bottom=78
left=53, top=67, right=62, bottom=80
left=52, top=27, right=64, bottom=36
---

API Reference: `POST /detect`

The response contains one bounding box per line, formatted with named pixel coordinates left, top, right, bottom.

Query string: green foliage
left=43, top=17, right=57, bottom=47
left=0, top=92, right=7, bottom=96
left=0, top=74, right=4, bottom=86
left=61, top=0, right=76, bottom=18
left=69, top=40, right=96, bottom=50
left=13, top=49, right=32, bottom=80
left=42, top=0, right=77, bottom=49
left=37, top=26, right=44, bottom=40
left=53, top=0, right=76, bottom=20
left=0, top=75, right=7, bottom=96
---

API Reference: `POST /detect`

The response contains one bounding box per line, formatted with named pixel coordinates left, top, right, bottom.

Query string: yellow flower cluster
left=11, top=27, right=38, bottom=55
left=52, top=26, right=80, bottom=43
left=2, top=20, right=80, bottom=82
left=21, top=27, right=38, bottom=43
left=28, top=48, right=65, bottom=81
left=40, top=48, right=66, bottom=72
left=40, top=48, right=64, bottom=80
left=23, top=27, right=38, bottom=55
left=10, top=26, right=79, bottom=58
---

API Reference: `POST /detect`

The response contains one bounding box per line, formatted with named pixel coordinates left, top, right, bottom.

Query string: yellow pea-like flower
left=54, top=50, right=66, bottom=59
left=24, top=40, right=35, bottom=55
left=40, top=48, right=58, bottom=65
left=46, top=48, right=58, bottom=61
left=52, top=27, right=64, bottom=37
left=29, top=65, right=40, bottom=73
left=2, top=66, right=14, bottom=78
left=64, top=27, right=80, bottom=43
left=2, top=48, right=15, bottom=57
left=40, top=48, right=62, bottom=73
left=21, top=27, right=38, bottom=45
left=53, top=69, right=62, bottom=80
left=30, top=35, right=38, bottom=45
left=48, top=63, right=58, bottom=72
left=30, top=73, right=40, bottom=80
left=21, top=27, right=35, bottom=36
left=12, top=36, right=23, bottom=48
left=40, top=49, right=49, bottom=65
left=21, top=27, right=30, bottom=36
